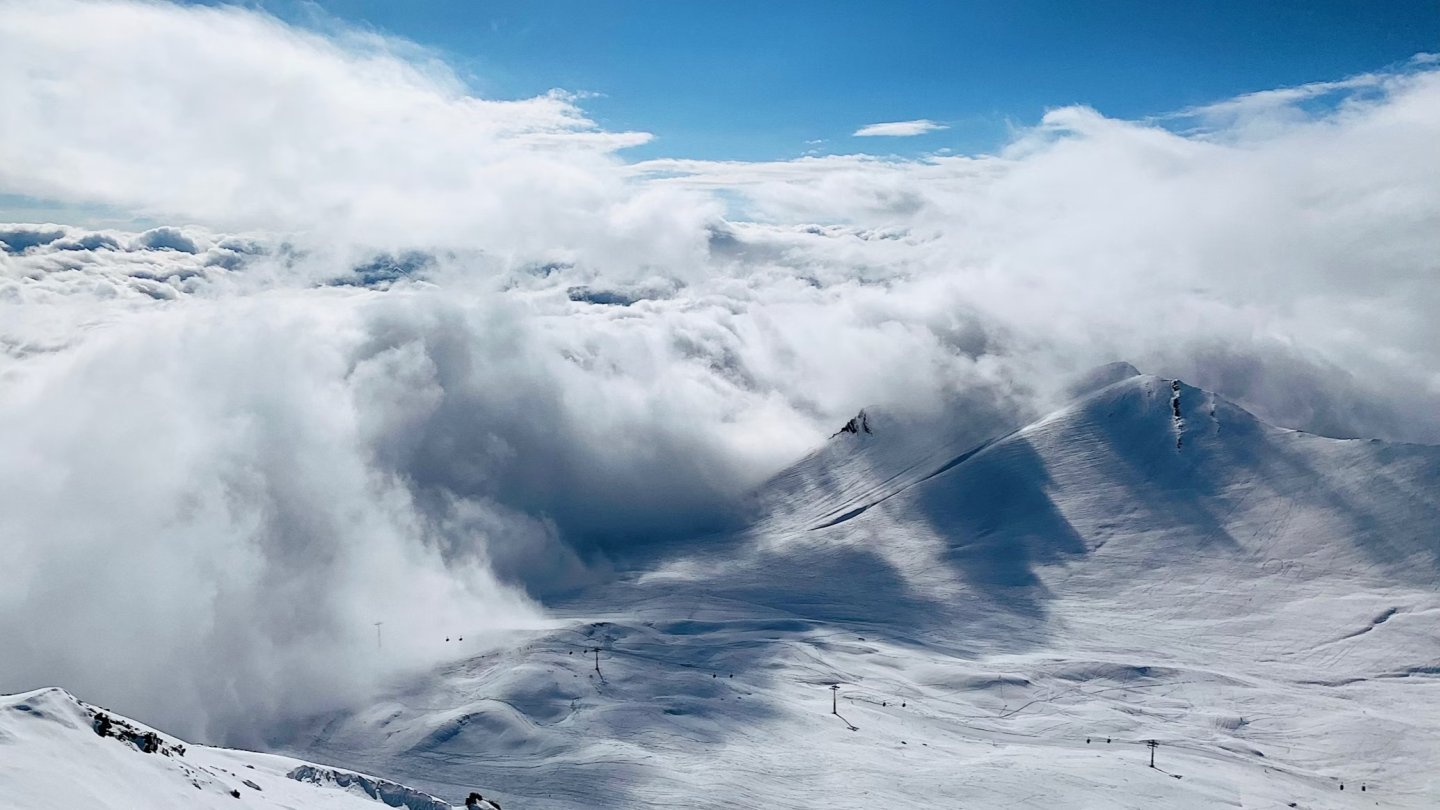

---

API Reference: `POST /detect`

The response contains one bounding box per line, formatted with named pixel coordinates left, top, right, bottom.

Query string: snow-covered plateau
left=6, top=371, right=1438, bottom=808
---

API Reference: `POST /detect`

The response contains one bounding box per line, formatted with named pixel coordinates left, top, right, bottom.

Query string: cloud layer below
left=2, top=0, right=1439, bottom=745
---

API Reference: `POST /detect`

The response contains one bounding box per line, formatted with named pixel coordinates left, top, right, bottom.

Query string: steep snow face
left=752, top=396, right=1021, bottom=537
left=276, top=376, right=1440, bottom=808
left=0, top=688, right=493, bottom=810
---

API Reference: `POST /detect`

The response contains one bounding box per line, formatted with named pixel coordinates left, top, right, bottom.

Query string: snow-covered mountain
left=0, top=687, right=499, bottom=809
left=277, top=371, right=1440, bottom=808
left=8, top=371, right=1438, bottom=808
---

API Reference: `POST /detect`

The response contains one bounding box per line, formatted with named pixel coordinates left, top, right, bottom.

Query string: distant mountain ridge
left=759, top=369, right=1439, bottom=584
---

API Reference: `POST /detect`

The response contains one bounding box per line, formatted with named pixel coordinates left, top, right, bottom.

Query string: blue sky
left=3, top=1, right=1437, bottom=226
left=243, top=0, right=1440, bottom=161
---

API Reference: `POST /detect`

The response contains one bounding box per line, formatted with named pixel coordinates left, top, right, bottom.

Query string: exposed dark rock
left=89, top=709, right=184, bottom=757
left=831, top=409, right=873, bottom=438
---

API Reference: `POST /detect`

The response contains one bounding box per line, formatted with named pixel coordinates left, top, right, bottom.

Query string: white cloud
left=4, top=0, right=1440, bottom=748
left=853, top=119, right=949, bottom=137
left=0, top=0, right=713, bottom=271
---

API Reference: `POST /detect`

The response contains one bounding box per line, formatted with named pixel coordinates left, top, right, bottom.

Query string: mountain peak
left=1065, top=361, right=1142, bottom=399
left=830, top=409, right=873, bottom=438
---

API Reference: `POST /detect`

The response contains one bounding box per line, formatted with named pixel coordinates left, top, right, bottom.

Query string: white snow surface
left=9, top=373, right=1440, bottom=809
left=286, top=374, right=1440, bottom=808
left=0, top=687, right=494, bottom=810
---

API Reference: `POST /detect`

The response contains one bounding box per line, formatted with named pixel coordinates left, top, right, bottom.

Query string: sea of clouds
left=1, top=0, right=1438, bottom=745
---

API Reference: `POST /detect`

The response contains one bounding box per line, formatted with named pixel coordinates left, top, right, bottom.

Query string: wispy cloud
left=853, top=119, right=949, bottom=137
left=1162, top=54, right=1440, bottom=137
left=0, top=0, right=675, bottom=259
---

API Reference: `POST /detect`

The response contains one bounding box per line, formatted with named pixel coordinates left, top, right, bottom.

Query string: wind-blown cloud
left=2, top=0, right=1440, bottom=748
left=0, top=0, right=711, bottom=271
left=853, top=119, right=949, bottom=137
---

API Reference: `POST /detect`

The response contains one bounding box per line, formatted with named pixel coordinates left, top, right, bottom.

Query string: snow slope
left=284, top=372, right=1440, bottom=809
left=0, top=687, right=497, bottom=810
left=10, top=371, right=1436, bottom=809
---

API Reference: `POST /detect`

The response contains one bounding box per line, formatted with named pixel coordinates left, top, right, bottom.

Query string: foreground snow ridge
left=0, top=688, right=497, bottom=810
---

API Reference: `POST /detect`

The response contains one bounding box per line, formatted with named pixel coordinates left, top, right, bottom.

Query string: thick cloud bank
left=2, top=1, right=1439, bottom=744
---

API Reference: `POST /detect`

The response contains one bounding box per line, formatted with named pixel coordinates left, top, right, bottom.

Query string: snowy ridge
left=0, top=688, right=494, bottom=810
left=754, top=396, right=1021, bottom=535
left=280, top=372, right=1440, bottom=809
left=7, top=373, right=1436, bottom=808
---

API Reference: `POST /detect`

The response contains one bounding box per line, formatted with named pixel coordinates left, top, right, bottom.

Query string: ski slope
left=279, top=372, right=1440, bottom=808
left=0, top=687, right=496, bottom=810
